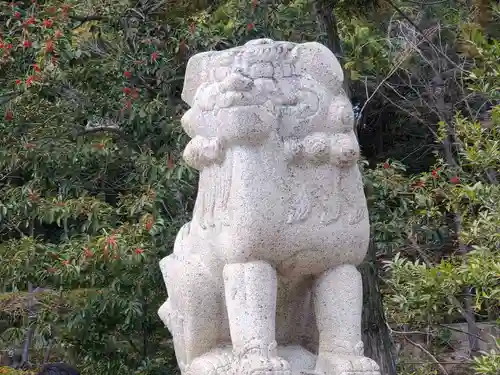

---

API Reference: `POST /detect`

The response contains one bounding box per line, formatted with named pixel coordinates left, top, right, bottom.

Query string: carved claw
left=185, top=350, right=234, bottom=375
left=233, top=341, right=292, bottom=375
left=236, top=355, right=291, bottom=375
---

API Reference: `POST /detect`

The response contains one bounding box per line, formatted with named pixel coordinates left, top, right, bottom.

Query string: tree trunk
left=360, top=240, right=397, bottom=375
left=313, top=0, right=352, bottom=98
left=313, top=0, right=342, bottom=58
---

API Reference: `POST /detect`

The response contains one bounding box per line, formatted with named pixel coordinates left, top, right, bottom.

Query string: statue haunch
left=158, top=39, right=381, bottom=375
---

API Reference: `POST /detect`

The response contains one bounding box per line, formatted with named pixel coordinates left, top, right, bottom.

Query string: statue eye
left=341, top=108, right=355, bottom=128
left=293, top=89, right=319, bottom=119
left=212, top=67, right=230, bottom=82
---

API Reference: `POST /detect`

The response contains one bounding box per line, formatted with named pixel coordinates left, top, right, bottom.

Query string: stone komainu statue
left=158, top=39, right=380, bottom=375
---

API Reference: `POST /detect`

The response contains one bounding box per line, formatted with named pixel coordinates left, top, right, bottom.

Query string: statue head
left=180, top=39, right=355, bottom=169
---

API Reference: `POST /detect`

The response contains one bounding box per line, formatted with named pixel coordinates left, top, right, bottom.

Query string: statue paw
left=315, top=354, right=380, bottom=375
left=186, top=350, right=234, bottom=375
left=236, top=355, right=291, bottom=375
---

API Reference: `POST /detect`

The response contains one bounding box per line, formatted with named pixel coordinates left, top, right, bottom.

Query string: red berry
left=92, top=142, right=105, bottom=149
left=449, top=176, right=460, bottom=184
left=151, top=51, right=158, bottom=62
left=134, top=248, right=144, bottom=254
left=411, top=180, right=425, bottom=190
left=4, top=111, right=13, bottom=121
left=246, top=23, right=254, bottom=31
left=166, top=155, right=174, bottom=169
left=13, top=11, right=21, bottom=18
left=123, top=71, right=131, bottom=78
left=45, top=40, right=54, bottom=53
left=42, top=18, right=53, bottom=28
left=23, top=40, right=31, bottom=48
left=383, top=162, right=390, bottom=169
left=15, top=79, right=21, bottom=85
left=178, top=40, right=186, bottom=53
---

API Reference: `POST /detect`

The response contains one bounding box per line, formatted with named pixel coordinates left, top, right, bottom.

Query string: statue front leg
left=159, top=250, right=223, bottom=374
left=314, top=265, right=380, bottom=375
left=223, top=261, right=291, bottom=375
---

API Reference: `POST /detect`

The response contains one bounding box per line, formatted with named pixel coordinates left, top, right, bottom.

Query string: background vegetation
left=0, top=0, right=498, bottom=374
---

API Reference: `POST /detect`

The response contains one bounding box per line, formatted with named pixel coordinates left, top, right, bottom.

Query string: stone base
left=186, top=345, right=317, bottom=375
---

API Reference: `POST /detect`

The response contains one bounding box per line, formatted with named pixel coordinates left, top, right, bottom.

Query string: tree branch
left=404, top=336, right=450, bottom=375
left=383, top=0, right=468, bottom=73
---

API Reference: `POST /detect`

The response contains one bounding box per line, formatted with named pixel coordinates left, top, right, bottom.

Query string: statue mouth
left=195, top=86, right=278, bottom=113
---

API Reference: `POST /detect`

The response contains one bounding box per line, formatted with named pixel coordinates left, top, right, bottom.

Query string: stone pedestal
left=158, top=39, right=380, bottom=375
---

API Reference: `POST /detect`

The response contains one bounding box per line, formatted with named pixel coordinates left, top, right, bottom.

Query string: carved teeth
left=219, top=73, right=254, bottom=92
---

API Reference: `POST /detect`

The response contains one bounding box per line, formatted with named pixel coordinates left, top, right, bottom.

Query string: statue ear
left=291, top=42, right=344, bottom=94
left=181, top=51, right=216, bottom=107
left=181, top=50, right=240, bottom=106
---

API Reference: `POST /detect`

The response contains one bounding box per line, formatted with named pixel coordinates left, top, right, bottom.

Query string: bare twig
left=404, top=336, right=450, bottom=375
left=387, top=323, right=429, bottom=336
left=42, top=339, right=54, bottom=364
left=383, top=0, right=469, bottom=73
left=403, top=361, right=468, bottom=365
left=438, top=324, right=487, bottom=343
left=405, top=0, right=452, bottom=5
left=20, top=283, right=34, bottom=368
left=357, top=24, right=439, bottom=123
left=356, top=52, right=412, bottom=123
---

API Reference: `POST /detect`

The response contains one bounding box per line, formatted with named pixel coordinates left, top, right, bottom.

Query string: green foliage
left=472, top=338, right=500, bottom=375
left=396, top=360, right=438, bottom=375
left=360, top=7, right=499, bottom=369
left=362, top=160, right=413, bottom=255
left=0, top=0, right=195, bottom=372
left=384, top=248, right=499, bottom=326
left=363, top=16, right=500, bottom=328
